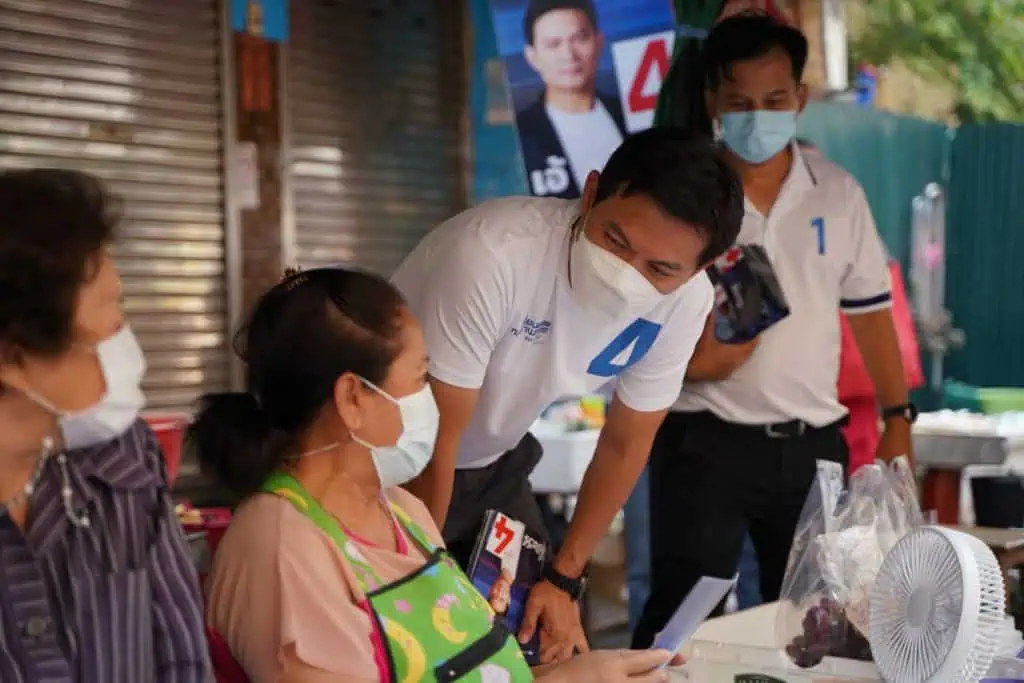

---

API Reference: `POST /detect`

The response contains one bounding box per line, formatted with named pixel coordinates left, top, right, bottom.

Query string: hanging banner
left=487, top=0, right=675, bottom=198
left=231, top=0, right=289, bottom=43
left=653, top=0, right=792, bottom=129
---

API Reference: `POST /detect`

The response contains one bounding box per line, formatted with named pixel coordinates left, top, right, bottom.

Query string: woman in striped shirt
left=0, top=169, right=211, bottom=683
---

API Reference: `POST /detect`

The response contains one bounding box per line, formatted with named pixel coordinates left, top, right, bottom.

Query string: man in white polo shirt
left=391, top=128, right=743, bottom=661
left=632, top=14, right=917, bottom=647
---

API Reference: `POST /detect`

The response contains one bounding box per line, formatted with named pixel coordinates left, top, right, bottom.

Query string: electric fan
left=868, top=526, right=1024, bottom=682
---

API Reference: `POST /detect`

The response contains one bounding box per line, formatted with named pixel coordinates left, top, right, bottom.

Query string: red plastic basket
left=145, top=413, right=188, bottom=485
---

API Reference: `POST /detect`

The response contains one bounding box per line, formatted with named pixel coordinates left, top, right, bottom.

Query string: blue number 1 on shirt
left=811, top=217, right=826, bottom=255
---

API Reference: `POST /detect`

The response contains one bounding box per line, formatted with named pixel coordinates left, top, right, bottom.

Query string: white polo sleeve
left=391, top=220, right=512, bottom=390
left=840, top=182, right=893, bottom=314
left=614, top=274, right=714, bottom=412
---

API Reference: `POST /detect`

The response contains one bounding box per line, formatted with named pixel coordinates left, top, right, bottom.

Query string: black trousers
left=632, top=410, right=849, bottom=648
left=442, top=433, right=552, bottom=571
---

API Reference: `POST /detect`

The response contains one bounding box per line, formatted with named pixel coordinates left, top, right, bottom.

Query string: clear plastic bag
left=776, top=457, right=924, bottom=668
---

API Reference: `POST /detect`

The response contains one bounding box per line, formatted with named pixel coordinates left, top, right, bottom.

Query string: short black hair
left=0, top=169, right=117, bottom=365
left=186, top=267, right=407, bottom=498
left=523, top=0, right=598, bottom=45
left=703, top=12, right=809, bottom=91
left=594, top=127, right=744, bottom=265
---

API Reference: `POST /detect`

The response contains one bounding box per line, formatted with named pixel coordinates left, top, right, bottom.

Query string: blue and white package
left=707, top=244, right=790, bottom=344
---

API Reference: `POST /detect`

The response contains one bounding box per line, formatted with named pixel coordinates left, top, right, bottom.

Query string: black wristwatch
left=881, top=402, right=919, bottom=425
left=543, top=564, right=587, bottom=601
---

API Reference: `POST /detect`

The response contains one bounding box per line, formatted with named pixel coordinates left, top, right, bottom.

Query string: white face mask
left=570, top=231, right=666, bottom=318
left=352, top=381, right=439, bottom=489
left=24, top=326, right=147, bottom=450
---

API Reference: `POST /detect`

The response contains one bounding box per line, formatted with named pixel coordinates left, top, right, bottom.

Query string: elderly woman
left=0, top=169, right=210, bottom=682
left=194, top=267, right=675, bottom=683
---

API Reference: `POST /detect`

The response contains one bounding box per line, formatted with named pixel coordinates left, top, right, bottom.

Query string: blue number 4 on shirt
left=811, top=217, right=826, bottom=255
left=587, top=319, right=662, bottom=378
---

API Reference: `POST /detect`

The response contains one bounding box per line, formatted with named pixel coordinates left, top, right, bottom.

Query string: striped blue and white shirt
left=0, top=420, right=212, bottom=683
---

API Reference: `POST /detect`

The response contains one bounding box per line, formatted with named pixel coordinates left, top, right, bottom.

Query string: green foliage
left=851, top=0, right=1024, bottom=123
left=672, top=0, right=722, bottom=27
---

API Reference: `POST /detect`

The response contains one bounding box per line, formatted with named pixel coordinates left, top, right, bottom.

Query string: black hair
left=523, top=0, right=598, bottom=45
left=703, top=12, right=808, bottom=91
left=186, top=267, right=407, bottom=498
left=593, top=127, right=744, bottom=265
left=669, top=11, right=809, bottom=138
left=0, top=169, right=118, bottom=366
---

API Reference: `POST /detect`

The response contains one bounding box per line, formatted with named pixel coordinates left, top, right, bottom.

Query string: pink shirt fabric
left=205, top=486, right=444, bottom=683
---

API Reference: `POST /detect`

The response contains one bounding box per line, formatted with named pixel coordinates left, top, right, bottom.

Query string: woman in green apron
left=191, top=267, right=676, bottom=682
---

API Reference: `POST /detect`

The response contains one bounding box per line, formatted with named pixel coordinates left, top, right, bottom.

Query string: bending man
left=392, top=128, right=743, bottom=662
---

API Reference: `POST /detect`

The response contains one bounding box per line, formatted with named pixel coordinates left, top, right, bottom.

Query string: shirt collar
left=788, top=141, right=819, bottom=192
left=26, top=420, right=164, bottom=555
left=743, top=141, right=819, bottom=218
left=70, top=421, right=165, bottom=492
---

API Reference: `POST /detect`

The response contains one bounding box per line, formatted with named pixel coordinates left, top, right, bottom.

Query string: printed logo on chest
left=510, top=316, right=552, bottom=345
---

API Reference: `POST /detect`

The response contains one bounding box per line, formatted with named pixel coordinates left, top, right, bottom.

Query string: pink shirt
left=205, top=487, right=444, bottom=683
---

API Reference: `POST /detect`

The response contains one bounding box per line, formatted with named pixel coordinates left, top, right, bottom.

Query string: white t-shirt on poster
left=392, top=197, right=712, bottom=469
left=546, top=101, right=623, bottom=191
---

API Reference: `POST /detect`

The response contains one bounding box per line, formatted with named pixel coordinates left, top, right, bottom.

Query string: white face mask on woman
left=351, top=380, right=440, bottom=489
left=23, top=326, right=147, bottom=450
left=570, top=218, right=666, bottom=319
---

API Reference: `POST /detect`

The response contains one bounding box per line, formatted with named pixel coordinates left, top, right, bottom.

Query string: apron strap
left=261, top=472, right=386, bottom=596
left=388, top=502, right=439, bottom=556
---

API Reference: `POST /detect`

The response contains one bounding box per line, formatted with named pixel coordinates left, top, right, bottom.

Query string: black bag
left=707, top=244, right=790, bottom=344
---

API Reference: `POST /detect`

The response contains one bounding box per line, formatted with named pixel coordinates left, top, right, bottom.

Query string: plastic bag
left=777, top=457, right=923, bottom=668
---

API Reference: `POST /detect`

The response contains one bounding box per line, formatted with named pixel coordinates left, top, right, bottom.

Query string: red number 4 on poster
left=611, top=30, right=676, bottom=133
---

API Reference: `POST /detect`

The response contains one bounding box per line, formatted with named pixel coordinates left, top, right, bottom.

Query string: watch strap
left=543, top=564, right=586, bottom=601
left=881, top=402, right=918, bottom=423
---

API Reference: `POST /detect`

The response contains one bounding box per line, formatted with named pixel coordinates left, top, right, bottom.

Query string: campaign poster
left=487, top=0, right=676, bottom=199
left=466, top=511, right=547, bottom=664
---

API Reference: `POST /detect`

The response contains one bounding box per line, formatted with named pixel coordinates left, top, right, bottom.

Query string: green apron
left=262, top=473, right=535, bottom=683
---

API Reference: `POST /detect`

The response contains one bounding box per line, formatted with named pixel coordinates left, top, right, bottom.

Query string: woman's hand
left=534, top=649, right=683, bottom=683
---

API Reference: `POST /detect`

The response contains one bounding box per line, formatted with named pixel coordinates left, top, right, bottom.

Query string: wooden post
left=224, top=0, right=290, bottom=336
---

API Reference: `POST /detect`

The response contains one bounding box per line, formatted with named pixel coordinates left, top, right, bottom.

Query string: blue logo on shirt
left=511, top=316, right=552, bottom=344
left=587, top=319, right=662, bottom=377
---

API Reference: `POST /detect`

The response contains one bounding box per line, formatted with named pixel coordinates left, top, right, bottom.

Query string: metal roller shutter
left=0, top=0, right=229, bottom=413
left=288, top=0, right=466, bottom=275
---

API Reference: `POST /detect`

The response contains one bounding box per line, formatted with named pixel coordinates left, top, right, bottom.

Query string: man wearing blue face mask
left=632, top=13, right=916, bottom=648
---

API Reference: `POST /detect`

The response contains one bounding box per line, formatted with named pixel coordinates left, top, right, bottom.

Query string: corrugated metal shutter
left=0, top=0, right=229, bottom=412
left=288, top=0, right=465, bottom=275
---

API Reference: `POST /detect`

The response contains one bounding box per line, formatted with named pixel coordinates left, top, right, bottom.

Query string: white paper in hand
left=652, top=575, right=738, bottom=666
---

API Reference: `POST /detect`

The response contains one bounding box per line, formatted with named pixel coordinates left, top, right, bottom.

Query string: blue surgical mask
left=719, top=110, right=798, bottom=164
left=297, top=381, right=439, bottom=490
left=352, top=381, right=439, bottom=489
left=23, top=326, right=146, bottom=450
